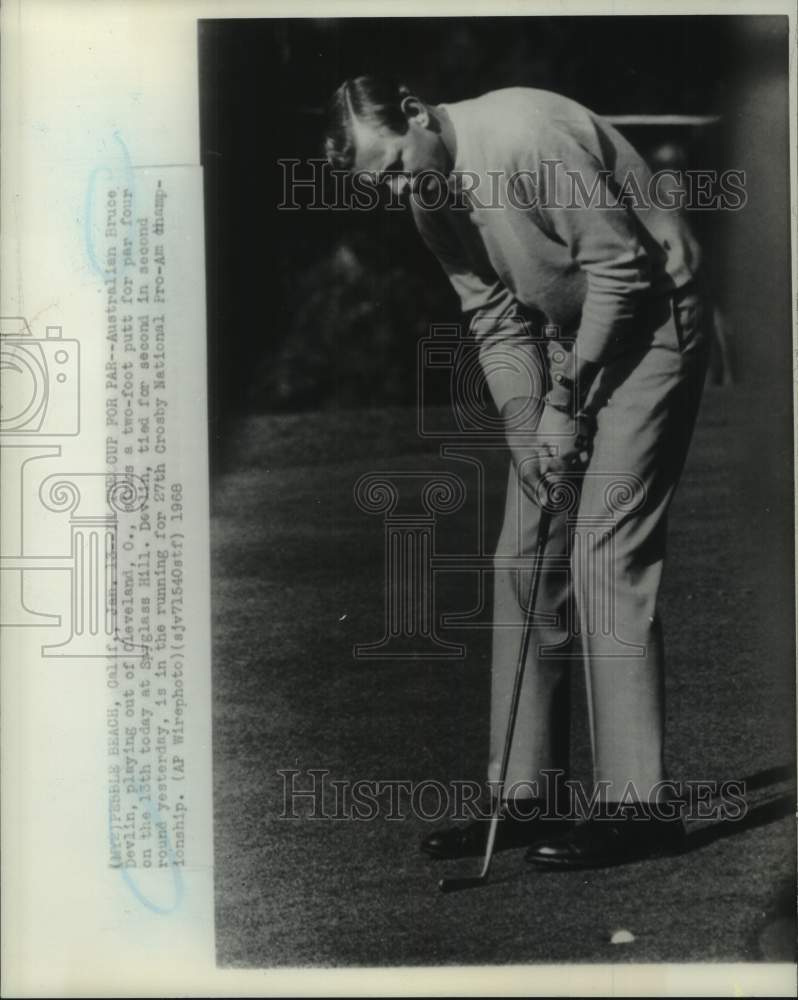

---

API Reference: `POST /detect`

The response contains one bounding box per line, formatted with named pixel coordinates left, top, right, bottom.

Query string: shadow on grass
left=684, top=763, right=795, bottom=852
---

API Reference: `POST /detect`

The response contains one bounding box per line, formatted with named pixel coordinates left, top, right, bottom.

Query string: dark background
left=199, top=15, right=790, bottom=464
left=201, top=16, right=795, bottom=967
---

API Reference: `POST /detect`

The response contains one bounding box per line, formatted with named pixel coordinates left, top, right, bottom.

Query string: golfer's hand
left=501, top=396, right=593, bottom=505
left=498, top=397, right=541, bottom=504
left=536, top=404, right=594, bottom=483
left=507, top=444, right=546, bottom=505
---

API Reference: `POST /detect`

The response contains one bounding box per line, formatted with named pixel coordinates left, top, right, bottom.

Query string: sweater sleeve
left=412, top=204, right=544, bottom=412
left=512, top=126, right=652, bottom=364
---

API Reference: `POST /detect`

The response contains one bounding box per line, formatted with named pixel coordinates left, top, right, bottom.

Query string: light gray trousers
left=489, top=289, right=711, bottom=802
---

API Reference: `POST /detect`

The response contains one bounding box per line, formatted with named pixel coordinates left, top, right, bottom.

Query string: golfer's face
left=352, top=117, right=446, bottom=200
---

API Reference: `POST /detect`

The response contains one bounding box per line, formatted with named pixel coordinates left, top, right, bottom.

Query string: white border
left=1, top=1, right=795, bottom=996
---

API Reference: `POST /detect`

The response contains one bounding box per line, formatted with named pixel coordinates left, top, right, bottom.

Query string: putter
left=439, top=504, right=552, bottom=893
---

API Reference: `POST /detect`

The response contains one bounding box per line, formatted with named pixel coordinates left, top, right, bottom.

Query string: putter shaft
left=437, top=508, right=552, bottom=893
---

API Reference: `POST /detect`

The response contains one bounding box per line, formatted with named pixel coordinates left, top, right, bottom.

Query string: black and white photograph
left=201, top=13, right=796, bottom=970
left=3, top=5, right=796, bottom=995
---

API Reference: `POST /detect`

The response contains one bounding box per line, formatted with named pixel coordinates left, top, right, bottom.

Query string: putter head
left=438, top=875, right=486, bottom=893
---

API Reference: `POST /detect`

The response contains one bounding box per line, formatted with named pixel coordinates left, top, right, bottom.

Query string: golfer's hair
left=324, top=76, right=412, bottom=170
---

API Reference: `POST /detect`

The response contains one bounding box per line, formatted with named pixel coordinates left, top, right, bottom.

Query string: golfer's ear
left=400, top=95, right=429, bottom=127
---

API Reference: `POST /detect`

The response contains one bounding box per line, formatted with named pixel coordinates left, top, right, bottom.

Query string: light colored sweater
left=411, top=88, right=701, bottom=410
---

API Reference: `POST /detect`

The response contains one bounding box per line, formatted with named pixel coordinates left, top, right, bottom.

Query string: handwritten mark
left=108, top=792, right=185, bottom=915
left=83, top=130, right=136, bottom=281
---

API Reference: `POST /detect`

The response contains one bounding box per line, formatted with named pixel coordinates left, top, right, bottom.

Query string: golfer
left=325, top=79, right=710, bottom=869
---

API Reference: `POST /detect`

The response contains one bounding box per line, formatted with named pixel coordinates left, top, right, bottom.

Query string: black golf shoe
left=525, top=806, right=687, bottom=870
left=421, top=801, right=570, bottom=860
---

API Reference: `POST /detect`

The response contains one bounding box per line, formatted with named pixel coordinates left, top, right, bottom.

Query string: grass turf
left=211, top=387, right=795, bottom=967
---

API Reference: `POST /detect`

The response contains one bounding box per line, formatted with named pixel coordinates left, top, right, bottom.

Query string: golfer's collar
left=436, top=103, right=459, bottom=173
